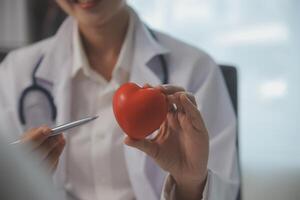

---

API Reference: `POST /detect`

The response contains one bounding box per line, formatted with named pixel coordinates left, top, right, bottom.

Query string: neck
left=78, top=7, right=130, bottom=80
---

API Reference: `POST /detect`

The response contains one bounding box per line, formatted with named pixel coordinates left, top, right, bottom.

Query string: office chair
left=220, top=65, right=241, bottom=200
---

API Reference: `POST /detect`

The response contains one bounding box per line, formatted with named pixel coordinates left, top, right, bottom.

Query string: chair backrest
left=219, top=65, right=238, bottom=114
left=0, top=51, right=7, bottom=62
left=219, top=65, right=241, bottom=200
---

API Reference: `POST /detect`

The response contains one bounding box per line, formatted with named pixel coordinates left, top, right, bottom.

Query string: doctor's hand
left=125, top=85, right=209, bottom=200
left=21, top=127, right=66, bottom=173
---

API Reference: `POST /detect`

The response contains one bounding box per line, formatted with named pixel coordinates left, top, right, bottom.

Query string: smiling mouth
left=71, top=0, right=98, bottom=9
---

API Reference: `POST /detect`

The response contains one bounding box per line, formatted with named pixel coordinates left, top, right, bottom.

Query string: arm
left=20, top=127, right=66, bottom=174
left=125, top=89, right=208, bottom=200
left=126, top=62, right=239, bottom=199
left=161, top=63, right=239, bottom=200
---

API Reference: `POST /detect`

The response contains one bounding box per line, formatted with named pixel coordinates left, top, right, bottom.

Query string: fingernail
left=171, top=103, right=178, bottom=112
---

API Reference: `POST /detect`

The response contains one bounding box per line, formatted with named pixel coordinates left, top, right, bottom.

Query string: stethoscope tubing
left=18, top=27, right=168, bottom=125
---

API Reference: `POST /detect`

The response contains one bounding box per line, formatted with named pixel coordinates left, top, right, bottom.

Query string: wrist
left=173, top=170, right=208, bottom=200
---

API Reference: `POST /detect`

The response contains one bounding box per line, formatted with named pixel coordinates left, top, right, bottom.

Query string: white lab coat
left=0, top=14, right=239, bottom=200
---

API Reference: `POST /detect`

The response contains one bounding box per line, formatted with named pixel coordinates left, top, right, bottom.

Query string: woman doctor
left=0, top=0, right=239, bottom=200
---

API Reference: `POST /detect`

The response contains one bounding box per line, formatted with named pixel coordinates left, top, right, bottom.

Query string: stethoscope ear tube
left=18, top=87, right=32, bottom=125
left=18, top=26, right=167, bottom=125
left=18, top=85, right=57, bottom=125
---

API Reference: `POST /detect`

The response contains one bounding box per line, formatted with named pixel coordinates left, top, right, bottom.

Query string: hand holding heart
left=113, top=83, right=209, bottom=199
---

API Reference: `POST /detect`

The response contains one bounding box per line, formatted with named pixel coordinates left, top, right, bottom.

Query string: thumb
left=124, top=137, right=159, bottom=158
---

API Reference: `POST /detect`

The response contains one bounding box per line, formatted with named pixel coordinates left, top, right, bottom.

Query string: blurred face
left=56, top=0, right=127, bottom=27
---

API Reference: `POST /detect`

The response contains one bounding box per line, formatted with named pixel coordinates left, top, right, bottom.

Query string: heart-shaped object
left=113, top=82, right=168, bottom=139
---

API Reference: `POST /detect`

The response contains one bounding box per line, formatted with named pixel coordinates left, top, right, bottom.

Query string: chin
left=75, top=10, right=111, bottom=27
left=75, top=1, right=126, bottom=27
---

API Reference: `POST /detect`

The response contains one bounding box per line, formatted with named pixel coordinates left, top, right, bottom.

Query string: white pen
left=10, top=116, right=99, bottom=145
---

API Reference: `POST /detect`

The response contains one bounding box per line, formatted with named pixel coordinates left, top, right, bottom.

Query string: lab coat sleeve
left=161, top=172, right=209, bottom=200
left=193, top=59, right=240, bottom=200
left=161, top=56, right=240, bottom=200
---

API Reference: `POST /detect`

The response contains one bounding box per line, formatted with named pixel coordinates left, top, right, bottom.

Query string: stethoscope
left=18, top=28, right=169, bottom=125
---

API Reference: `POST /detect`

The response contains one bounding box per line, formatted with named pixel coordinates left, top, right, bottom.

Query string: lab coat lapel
left=129, top=14, right=169, bottom=86
left=124, top=15, right=169, bottom=200
left=35, top=17, right=74, bottom=189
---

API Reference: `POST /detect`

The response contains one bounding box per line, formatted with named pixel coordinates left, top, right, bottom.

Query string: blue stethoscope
left=18, top=29, right=169, bottom=125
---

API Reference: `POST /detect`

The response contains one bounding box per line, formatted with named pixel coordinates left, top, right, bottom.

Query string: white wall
left=128, top=0, right=300, bottom=199
left=0, top=0, right=30, bottom=49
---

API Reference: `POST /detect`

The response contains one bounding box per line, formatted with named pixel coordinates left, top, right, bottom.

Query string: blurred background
left=0, top=0, right=299, bottom=199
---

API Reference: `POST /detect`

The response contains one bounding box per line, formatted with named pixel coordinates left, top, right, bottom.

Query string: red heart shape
left=113, top=83, right=168, bottom=139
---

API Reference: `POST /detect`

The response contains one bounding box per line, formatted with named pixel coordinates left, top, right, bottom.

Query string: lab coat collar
left=71, top=8, right=137, bottom=85
left=35, top=17, right=74, bottom=84
left=129, top=8, right=170, bottom=85
left=35, top=10, right=170, bottom=85
left=135, top=22, right=169, bottom=58
left=34, top=17, right=74, bottom=128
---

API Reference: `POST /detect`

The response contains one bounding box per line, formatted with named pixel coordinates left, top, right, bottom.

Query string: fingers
left=46, top=136, right=65, bottom=172
left=21, top=126, right=52, bottom=149
left=177, top=92, right=197, bottom=106
left=166, top=92, right=196, bottom=114
left=157, top=84, right=199, bottom=132
left=39, top=135, right=64, bottom=160
left=156, top=84, right=205, bottom=133
left=164, top=89, right=205, bottom=134
left=21, top=126, right=66, bottom=174
left=180, top=94, right=206, bottom=132
left=49, top=160, right=59, bottom=174
left=124, top=137, right=159, bottom=159
left=166, top=111, right=182, bottom=131
left=155, top=84, right=197, bottom=112
left=167, top=95, right=183, bottom=112
left=156, top=85, right=185, bottom=95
